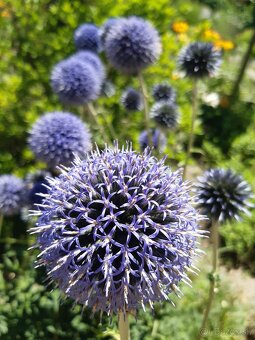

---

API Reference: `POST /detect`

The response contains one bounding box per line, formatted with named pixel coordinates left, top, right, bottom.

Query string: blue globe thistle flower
left=51, top=58, right=102, bottom=105
left=152, top=83, right=176, bottom=102
left=30, top=144, right=203, bottom=315
left=74, top=24, right=100, bottom=53
left=105, top=16, right=162, bottom=74
left=28, top=112, right=91, bottom=168
left=178, top=42, right=221, bottom=78
left=100, top=18, right=122, bottom=49
left=26, top=171, right=51, bottom=206
left=0, top=175, right=26, bottom=216
left=69, top=51, right=105, bottom=82
left=121, top=88, right=143, bottom=111
left=194, top=169, right=253, bottom=222
left=139, top=129, right=167, bottom=151
left=150, top=101, right=179, bottom=129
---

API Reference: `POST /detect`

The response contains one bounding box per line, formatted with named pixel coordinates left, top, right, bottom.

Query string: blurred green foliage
left=1, top=0, right=255, bottom=338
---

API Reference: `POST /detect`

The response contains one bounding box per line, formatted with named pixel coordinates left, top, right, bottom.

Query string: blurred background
left=0, top=0, right=255, bottom=339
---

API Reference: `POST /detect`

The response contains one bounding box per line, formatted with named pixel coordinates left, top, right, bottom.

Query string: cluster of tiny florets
left=51, top=58, right=102, bottom=105
left=178, top=42, right=221, bottom=78
left=139, top=129, right=166, bottom=151
left=105, top=16, right=162, bottom=74
left=0, top=175, right=26, bottom=216
left=121, top=88, right=144, bottom=111
left=152, top=83, right=176, bottom=103
left=74, top=24, right=101, bottom=53
left=194, top=168, right=253, bottom=222
left=150, top=101, right=179, bottom=129
left=31, top=144, right=203, bottom=315
left=28, top=112, right=91, bottom=168
left=100, top=18, right=122, bottom=49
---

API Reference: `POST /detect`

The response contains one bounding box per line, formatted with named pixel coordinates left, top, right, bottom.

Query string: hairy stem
left=118, top=311, right=130, bottom=340
left=85, top=102, right=110, bottom=144
left=138, top=72, right=152, bottom=146
left=183, top=80, right=198, bottom=180
left=198, top=220, right=219, bottom=339
left=230, top=29, right=255, bottom=102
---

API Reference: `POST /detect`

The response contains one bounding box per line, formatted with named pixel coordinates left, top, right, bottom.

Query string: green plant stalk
left=230, top=29, right=255, bottom=102
left=183, top=80, right=198, bottom=180
left=118, top=311, right=130, bottom=340
left=85, top=102, right=111, bottom=144
left=138, top=72, right=152, bottom=146
left=198, top=219, right=219, bottom=339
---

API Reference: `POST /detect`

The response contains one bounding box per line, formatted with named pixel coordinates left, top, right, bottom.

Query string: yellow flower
left=203, top=29, right=221, bottom=41
left=214, top=40, right=234, bottom=51
left=172, top=21, right=189, bottom=34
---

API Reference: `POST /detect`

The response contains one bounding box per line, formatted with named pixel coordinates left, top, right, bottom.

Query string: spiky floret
left=139, top=129, right=166, bottom=151
left=178, top=42, right=221, bottom=78
left=150, top=101, right=179, bottom=129
left=0, top=175, right=26, bottom=216
left=152, top=83, right=176, bottom=102
left=121, top=88, right=143, bottom=111
left=28, top=112, right=91, bottom=168
left=194, top=169, right=253, bottom=222
left=51, top=58, right=102, bottom=105
left=30, top=144, right=204, bottom=315
left=74, top=24, right=100, bottom=53
left=69, top=51, right=105, bottom=82
left=105, top=16, right=162, bottom=74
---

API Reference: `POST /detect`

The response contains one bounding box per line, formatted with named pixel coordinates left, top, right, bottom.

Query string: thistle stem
left=85, top=102, right=110, bottom=144
left=198, top=219, right=219, bottom=339
left=183, top=80, right=198, bottom=180
left=118, top=311, right=130, bottom=340
left=230, top=29, right=255, bottom=102
left=138, top=72, right=152, bottom=146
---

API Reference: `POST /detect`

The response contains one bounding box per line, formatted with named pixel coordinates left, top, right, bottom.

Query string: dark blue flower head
left=30, top=144, right=203, bottom=315
left=105, top=16, right=162, bottom=74
left=0, top=175, right=26, bottom=216
left=121, top=88, right=143, bottom=111
left=150, top=101, right=180, bottom=129
left=51, top=58, right=102, bottom=105
left=74, top=24, right=100, bottom=53
left=26, top=171, right=51, bottom=206
left=69, top=51, right=105, bottom=82
left=28, top=112, right=91, bottom=168
left=194, top=169, right=253, bottom=222
left=178, top=42, right=221, bottom=78
left=100, top=18, right=122, bottom=49
left=152, top=83, right=176, bottom=102
left=139, top=129, right=167, bottom=151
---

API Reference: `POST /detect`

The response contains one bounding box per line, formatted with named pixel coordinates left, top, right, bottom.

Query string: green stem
left=85, top=103, right=110, bottom=144
left=100, top=113, right=118, bottom=141
left=198, top=220, right=219, bottom=339
left=230, top=29, right=255, bottom=102
left=138, top=72, right=152, bottom=146
left=183, top=80, right=198, bottom=180
left=118, top=311, right=130, bottom=340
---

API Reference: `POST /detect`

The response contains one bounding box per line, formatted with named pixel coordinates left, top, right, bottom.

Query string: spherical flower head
left=178, top=42, right=221, bottom=78
left=121, top=88, right=143, bottom=111
left=31, top=144, right=203, bottom=315
left=152, top=83, right=176, bottom=102
left=74, top=24, right=100, bottom=53
left=69, top=51, right=105, bottom=82
left=100, top=18, right=122, bottom=49
left=194, top=169, right=253, bottom=222
left=139, top=129, right=167, bottom=152
left=28, top=112, right=92, bottom=168
left=0, top=175, right=26, bottom=216
left=150, top=101, right=179, bottom=129
left=105, top=16, right=162, bottom=74
left=51, top=58, right=102, bottom=105
left=26, top=171, right=51, bottom=206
